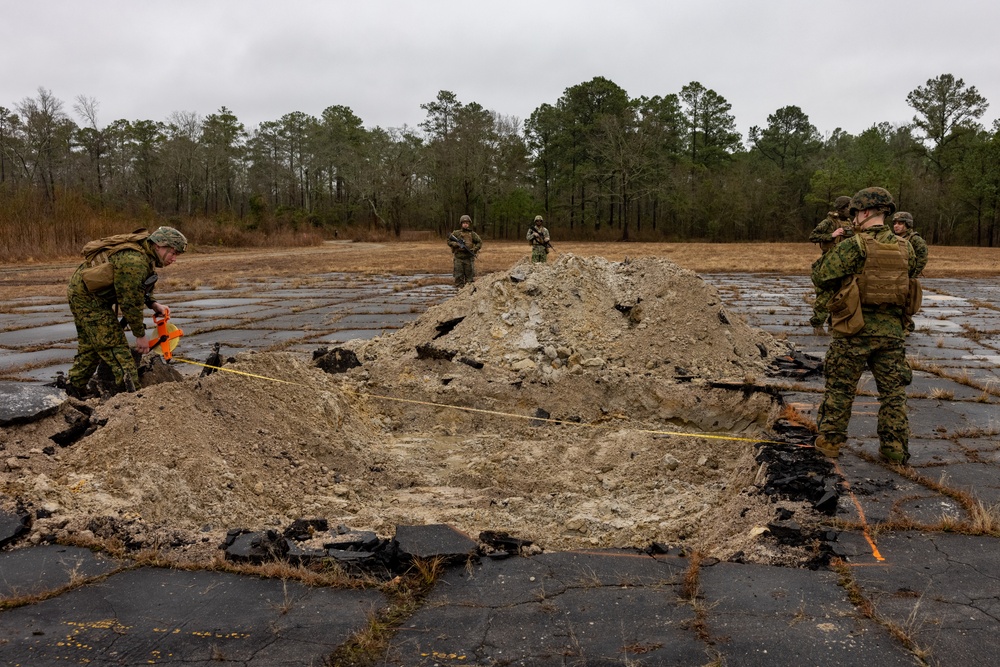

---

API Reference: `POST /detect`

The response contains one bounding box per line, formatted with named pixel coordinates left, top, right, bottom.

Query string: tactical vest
left=79, top=232, right=152, bottom=293
left=856, top=235, right=909, bottom=307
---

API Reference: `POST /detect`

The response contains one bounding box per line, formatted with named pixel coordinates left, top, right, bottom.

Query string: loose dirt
left=2, top=254, right=822, bottom=567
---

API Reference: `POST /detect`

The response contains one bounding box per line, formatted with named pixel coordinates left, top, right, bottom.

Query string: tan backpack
left=79, top=230, right=151, bottom=293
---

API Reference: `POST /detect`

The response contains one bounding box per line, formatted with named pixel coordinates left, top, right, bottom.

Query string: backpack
left=79, top=230, right=151, bottom=293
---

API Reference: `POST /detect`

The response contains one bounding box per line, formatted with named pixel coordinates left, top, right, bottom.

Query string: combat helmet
left=834, top=196, right=852, bottom=210
left=849, top=187, right=896, bottom=218
left=533, top=215, right=544, bottom=223
left=148, top=226, right=188, bottom=253
left=892, top=211, right=914, bottom=229
left=459, top=215, right=472, bottom=224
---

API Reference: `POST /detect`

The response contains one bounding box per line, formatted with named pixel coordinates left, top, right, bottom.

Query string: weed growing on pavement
left=326, top=556, right=450, bottom=666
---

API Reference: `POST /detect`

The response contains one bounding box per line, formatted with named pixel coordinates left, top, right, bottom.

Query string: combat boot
left=879, top=445, right=910, bottom=465
left=64, top=384, right=93, bottom=400
left=813, top=435, right=841, bottom=459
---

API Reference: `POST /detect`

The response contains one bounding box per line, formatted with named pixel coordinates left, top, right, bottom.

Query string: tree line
left=2, top=72, right=998, bottom=258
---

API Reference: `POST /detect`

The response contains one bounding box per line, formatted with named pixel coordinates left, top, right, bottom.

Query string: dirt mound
left=2, top=254, right=817, bottom=566
left=359, top=254, right=786, bottom=381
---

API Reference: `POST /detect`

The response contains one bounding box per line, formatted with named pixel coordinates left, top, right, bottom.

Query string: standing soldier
left=812, top=187, right=917, bottom=465
left=527, top=215, right=551, bottom=263
left=447, top=214, right=482, bottom=288
left=892, top=211, right=928, bottom=334
left=66, top=226, right=187, bottom=398
left=891, top=212, right=928, bottom=276
left=809, top=196, right=855, bottom=334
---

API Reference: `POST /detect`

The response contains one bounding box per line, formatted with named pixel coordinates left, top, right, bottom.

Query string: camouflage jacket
left=812, top=224, right=916, bottom=339
left=527, top=225, right=550, bottom=245
left=70, top=244, right=159, bottom=337
left=448, top=229, right=482, bottom=258
left=899, top=229, right=929, bottom=276
left=809, top=213, right=855, bottom=253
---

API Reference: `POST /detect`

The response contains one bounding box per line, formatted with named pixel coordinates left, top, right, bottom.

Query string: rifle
left=529, top=230, right=555, bottom=252
left=448, top=233, right=477, bottom=256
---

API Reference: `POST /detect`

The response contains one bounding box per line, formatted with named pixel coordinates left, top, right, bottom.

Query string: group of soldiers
left=67, top=196, right=926, bottom=468
left=809, top=187, right=928, bottom=465
left=447, top=214, right=551, bottom=287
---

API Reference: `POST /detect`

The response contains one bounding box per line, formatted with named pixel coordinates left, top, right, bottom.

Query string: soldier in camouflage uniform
left=447, top=215, right=482, bottom=288
left=527, top=215, right=551, bottom=263
left=892, top=212, right=928, bottom=334
left=809, top=196, right=855, bottom=334
left=812, top=187, right=917, bottom=464
left=66, top=226, right=187, bottom=397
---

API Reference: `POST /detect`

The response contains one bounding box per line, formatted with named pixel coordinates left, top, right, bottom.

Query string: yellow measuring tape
left=175, top=357, right=804, bottom=446
left=176, top=356, right=887, bottom=562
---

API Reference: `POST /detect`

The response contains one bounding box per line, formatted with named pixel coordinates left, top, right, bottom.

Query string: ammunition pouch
left=829, top=275, right=865, bottom=335
left=80, top=261, right=116, bottom=293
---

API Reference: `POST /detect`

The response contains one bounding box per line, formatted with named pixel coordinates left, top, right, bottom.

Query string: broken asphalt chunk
left=325, top=529, right=380, bottom=552
left=394, top=524, right=477, bottom=563
left=433, top=317, right=464, bottom=339
left=223, top=530, right=289, bottom=564
left=0, top=505, right=31, bottom=548
left=415, top=343, right=456, bottom=361
left=314, top=347, right=362, bottom=374
left=283, top=518, right=329, bottom=541
left=0, top=381, right=64, bottom=427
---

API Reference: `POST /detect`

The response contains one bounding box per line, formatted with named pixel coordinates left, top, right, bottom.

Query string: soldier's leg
left=531, top=246, right=546, bottom=263
left=816, top=338, right=870, bottom=449
left=870, top=340, right=912, bottom=463
left=68, top=317, right=102, bottom=391
left=81, top=304, right=139, bottom=391
left=453, top=256, right=465, bottom=288
left=466, top=258, right=476, bottom=283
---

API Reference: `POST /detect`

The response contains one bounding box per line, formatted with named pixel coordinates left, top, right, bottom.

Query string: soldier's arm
left=812, top=242, right=861, bottom=291
left=110, top=251, right=150, bottom=338
left=472, top=233, right=483, bottom=252
left=914, top=237, right=928, bottom=275
left=906, top=241, right=918, bottom=278
left=808, top=220, right=833, bottom=244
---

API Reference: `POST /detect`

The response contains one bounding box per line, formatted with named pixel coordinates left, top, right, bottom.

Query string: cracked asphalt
left=2, top=272, right=999, bottom=666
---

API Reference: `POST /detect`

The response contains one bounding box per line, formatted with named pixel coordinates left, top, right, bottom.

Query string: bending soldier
left=809, top=195, right=854, bottom=334
left=66, top=226, right=187, bottom=397
left=447, top=215, right=482, bottom=288
left=812, top=187, right=917, bottom=465
left=527, top=215, right=551, bottom=263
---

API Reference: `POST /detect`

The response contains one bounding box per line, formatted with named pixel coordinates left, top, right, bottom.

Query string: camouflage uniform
left=448, top=217, right=482, bottom=288
left=892, top=212, right=928, bottom=334
left=809, top=200, right=854, bottom=328
left=67, top=227, right=185, bottom=394
left=527, top=216, right=551, bottom=263
left=813, top=218, right=917, bottom=463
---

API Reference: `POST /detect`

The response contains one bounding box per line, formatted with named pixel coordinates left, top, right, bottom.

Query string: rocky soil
left=1, top=254, right=826, bottom=567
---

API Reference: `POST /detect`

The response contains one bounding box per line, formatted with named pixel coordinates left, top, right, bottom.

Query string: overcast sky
left=4, top=0, right=999, bottom=142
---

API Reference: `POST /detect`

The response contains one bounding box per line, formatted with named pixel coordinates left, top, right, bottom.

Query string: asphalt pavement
left=2, top=272, right=999, bottom=666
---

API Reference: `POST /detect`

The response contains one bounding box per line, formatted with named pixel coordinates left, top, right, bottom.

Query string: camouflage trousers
left=817, top=336, right=912, bottom=457
left=453, top=255, right=475, bottom=288
left=531, top=246, right=548, bottom=263
left=67, top=274, right=139, bottom=392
